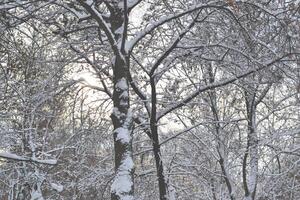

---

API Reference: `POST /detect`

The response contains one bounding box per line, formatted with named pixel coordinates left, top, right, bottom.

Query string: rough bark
left=110, top=54, right=134, bottom=200
left=109, top=2, right=134, bottom=200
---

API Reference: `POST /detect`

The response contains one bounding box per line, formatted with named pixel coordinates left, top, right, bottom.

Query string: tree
left=0, top=0, right=299, bottom=200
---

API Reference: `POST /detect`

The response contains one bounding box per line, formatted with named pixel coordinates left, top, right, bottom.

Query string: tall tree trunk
left=243, top=92, right=258, bottom=200
left=150, top=77, right=168, bottom=200
left=110, top=3, right=134, bottom=200
left=152, top=126, right=168, bottom=200
left=110, top=54, right=134, bottom=200
left=206, top=65, right=234, bottom=200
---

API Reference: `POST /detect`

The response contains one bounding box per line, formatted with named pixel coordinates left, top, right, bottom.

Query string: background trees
left=0, top=0, right=299, bottom=200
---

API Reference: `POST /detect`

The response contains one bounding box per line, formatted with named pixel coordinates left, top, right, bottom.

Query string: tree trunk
left=110, top=3, right=134, bottom=200
left=243, top=92, right=258, bottom=200
left=150, top=77, right=168, bottom=200
left=110, top=54, right=134, bottom=200
left=206, top=64, right=234, bottom=200
left=152, top=126, right=168, bottom=200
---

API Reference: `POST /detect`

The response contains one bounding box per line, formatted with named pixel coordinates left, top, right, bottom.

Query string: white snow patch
left=50, top=182, right=64, bottom=192
left=169, top=185, right=176, bottom=200
left=111, top=174, right=133, bottom=195
left=118, top=0, right=137, bottom=9
left=120, top=91, right=129, bottom=99
left=115, top=127, right=131, bottom=143
left=121, top=196, right=134, bottom=200
left=0, top=152, right=57, bottom=165
left=120, top=155, right=134, bottom=172
left=111, top=155, right=134, bottom=198
left=33, top=158, right=57, bottom=165
left=115, top=78, right=128, bottom=91
left=113, top=107, right=121, bottom=116
left=0, top=152, right=27, bottom=161
left=115, top=25, right=124, bottom=35
left=85, top=0, right=93, bottom=6
left=30, top=190, right=44, bottom=200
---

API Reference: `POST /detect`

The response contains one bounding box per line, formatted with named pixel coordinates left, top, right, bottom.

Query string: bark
left=109, top=3, right=134, bottom=200
left=150, top=77, right=168, bottom=200
left=243, top=91, right=258, bottom=200
left=110, top=55, right=134, bottom=200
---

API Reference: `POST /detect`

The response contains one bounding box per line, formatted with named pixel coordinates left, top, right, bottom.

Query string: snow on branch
left=0, top=152, right=57, bottom=165
left=149, top=12, right=201, bottom=76
left=78, top=0, right=124, bottom=61
left=157, top=53, right=298, bottom=121
left=126, top=2, right=223, bottom=53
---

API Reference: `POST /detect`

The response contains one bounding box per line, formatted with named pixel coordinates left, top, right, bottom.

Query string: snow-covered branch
left=157, top=53, right=296, bottom=121
left=0, top=152, right=57, bottom=165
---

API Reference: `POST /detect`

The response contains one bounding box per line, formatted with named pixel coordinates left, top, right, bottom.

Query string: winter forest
left=0, top=0, right=299, bottom=200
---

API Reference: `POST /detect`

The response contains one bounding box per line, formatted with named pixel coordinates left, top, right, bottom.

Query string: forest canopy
left=0, top=0, right=299, bottom=200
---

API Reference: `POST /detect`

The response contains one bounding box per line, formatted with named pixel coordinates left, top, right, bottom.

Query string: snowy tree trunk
left=110, top=57, right=134, bottom=200
left=247, top=109, right=258, bottom=200
left=77, top=0, right=134, bottom=198
left=206, top=65, right=234, bottom=200
left=110, top=2, right=134, bottom=199
left=243, top=92, right=258, bottom=200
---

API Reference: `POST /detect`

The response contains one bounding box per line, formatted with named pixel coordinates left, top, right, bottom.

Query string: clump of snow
left=120, top=155, right=134, bottom=172
left=169, top=185, right=176, bottom=200
left=0, top=152, right=57, bottom=165
left=33, top=158, right=57, bottom=165
left=113, top=107, right=121, bottom=117
left=115, top=127, right=131, bottom=143
left=115, top=25, right=124, bottom=35
left=85, top=0, right=93, bottom=6
left=112, top=107, right=126, bottom=121
left=115, top=78, right=128, bottom=91
left=120, top=91, right=129, bottom=99
left=0, top=152, right=27, bottom=161
left=121, top=195, right=134, bottom=200
left=111, top=174, right=133, bottom=195
left=124, top=108, right=133, bottom=125
left=30, top=190, right=44, bottom=200
left=118, top=0, right=138, bottom=9
left=50, top=182, right=64, bottom=192
left=111, top=154, right=134, bottom=199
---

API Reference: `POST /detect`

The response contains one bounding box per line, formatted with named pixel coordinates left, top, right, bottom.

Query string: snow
left=120, top=91, right=129, bottom=99
left=115, top=127, right=131, bottom=143
left=50, top=182, right=64, bottom=192
left=30, top=190, right=44, bottom=200
left=115, top=25, right=124, bottom=35
left=124, top=41, right=133, bottom=53
left=121, top=155, right=134, bottom=171
left=113, top=107, right=122, bottom=118
left=111, top=154, right=134, bottom=199
left=0, top=0, right=23, bottom=10
left=0, top=152, right=57, bottom=165
left=121, top=196, right=134, bottom=200
left=118, top=0, right=138, bottom=9
left=0, top=152, right=27, bottom=161
left=113, top=107, right=121, bottom=115
left=126, top=3, right=208, bottom=51
left=169, top=185, right=176, bottom=200
left=85, top=0, right=93, bottom=6
left=111, top=174, right=133, bottom=194
left=115, top=78, right=128, bottom=91
left=31, top=158, right=58, bottom=165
